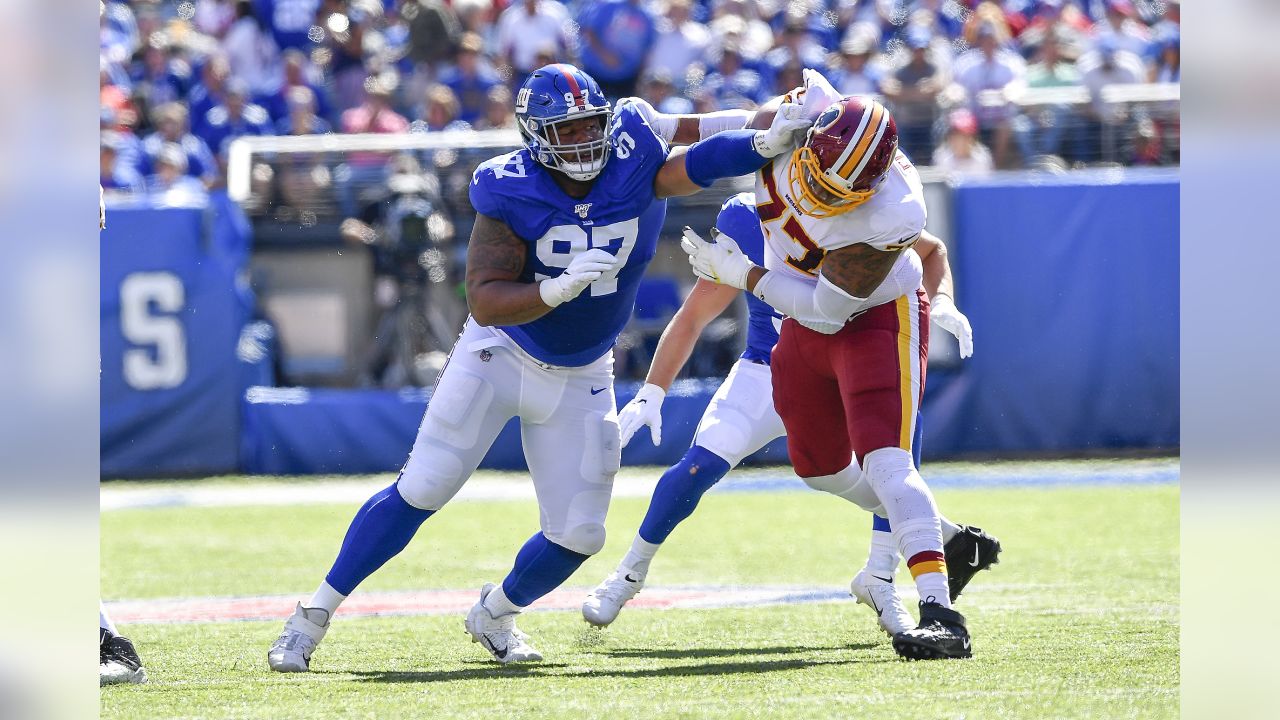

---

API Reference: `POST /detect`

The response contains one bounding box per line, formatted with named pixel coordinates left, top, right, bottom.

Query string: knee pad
left=396, top=444, right=467, bottom=511
left=862, top=447, right=915, bottom=495
left=802, top=463, right=883, bottom=515
left=547, top=522, right=607, bottom=556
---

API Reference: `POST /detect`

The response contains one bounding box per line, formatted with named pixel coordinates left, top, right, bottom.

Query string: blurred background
left=99, top=0, right=1180, bottom=479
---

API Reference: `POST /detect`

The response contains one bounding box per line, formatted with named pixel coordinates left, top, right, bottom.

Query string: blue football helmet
left=515, top=64, right=613, bottom=181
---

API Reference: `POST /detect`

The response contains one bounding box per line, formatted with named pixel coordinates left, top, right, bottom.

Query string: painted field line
left=106, top=586, right=851, bottom=625
left=101, top=460, right=1177, bottom=512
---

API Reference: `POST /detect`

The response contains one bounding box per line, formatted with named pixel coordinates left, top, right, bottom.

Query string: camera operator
left=340, top=154, right=461, bottom=387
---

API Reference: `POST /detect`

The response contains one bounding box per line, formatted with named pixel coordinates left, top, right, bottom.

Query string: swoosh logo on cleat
left=591, top=387, right=607, bottom=395
left=871, top=575, right=893, bottom=584
left=969, top=546, right=981, bottom=567
left=480, top=636, right=509, bottom=659
left=624, top=574, right=640, bottom=583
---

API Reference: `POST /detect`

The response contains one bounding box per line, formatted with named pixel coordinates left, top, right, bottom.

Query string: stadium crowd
left=101, top=0, right=1180, bottom=204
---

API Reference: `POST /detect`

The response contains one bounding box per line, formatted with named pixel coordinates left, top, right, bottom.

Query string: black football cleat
left=100, top=629, right=147, bottom=685
left=943, top=525, right=1002, bottom=601
left=892, top=602, right=972, bottom=660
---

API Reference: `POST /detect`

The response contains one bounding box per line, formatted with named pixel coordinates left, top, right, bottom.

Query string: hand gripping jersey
left=714, top=193, right=782, bottom=364
left=755, top=150, right=927, bottom=309
left=469, top=100, right=670, bottom=366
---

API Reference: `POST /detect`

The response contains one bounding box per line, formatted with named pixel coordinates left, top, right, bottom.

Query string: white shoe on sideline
left=268, top=603, right=330, bottom=672
left=464, top=583, right=543, bottom=664
left=850, top=570, right=916, bottom=637
left=582, top=569, right=645, bottom=627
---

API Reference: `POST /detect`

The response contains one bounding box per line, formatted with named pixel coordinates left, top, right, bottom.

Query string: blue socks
left=325, top=483, right=433, bottom=596
left=637, top=445, right=732, bottom=544
left=501, top=533, right=591, bottom=607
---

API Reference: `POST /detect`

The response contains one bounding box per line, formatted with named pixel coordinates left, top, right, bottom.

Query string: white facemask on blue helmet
left=515, top=64, right=613, bottom=182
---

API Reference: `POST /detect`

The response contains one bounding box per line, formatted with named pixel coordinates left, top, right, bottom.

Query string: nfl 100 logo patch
left=574, top=203, right=592, bottom=219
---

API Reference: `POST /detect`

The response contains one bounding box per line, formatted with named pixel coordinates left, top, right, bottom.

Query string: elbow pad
left=754, top=273, right=868, bottom=335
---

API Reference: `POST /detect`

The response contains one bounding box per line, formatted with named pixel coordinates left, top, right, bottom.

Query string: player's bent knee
left=396, top=446, right=467, bottom=511
left=802, top=465, right=882, bottom=514
left=547, top=522, right=607, bottom=556
left=862, top=446, right=914, bottom=492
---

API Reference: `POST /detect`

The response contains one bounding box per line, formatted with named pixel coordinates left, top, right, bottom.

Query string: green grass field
left=101, top=461, right=1179, bottom=719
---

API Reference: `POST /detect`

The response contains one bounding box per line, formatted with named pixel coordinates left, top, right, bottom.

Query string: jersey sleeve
left=468, top=154, right=513, bottom=223
left=611, top=99, right=670, bottom=172
left=715, top=193, right=767, bottom=267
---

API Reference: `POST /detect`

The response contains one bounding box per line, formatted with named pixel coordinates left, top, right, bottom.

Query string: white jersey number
left=535, top=218, right=639, bottom=297
left=120, top=272, right=188, bottom=390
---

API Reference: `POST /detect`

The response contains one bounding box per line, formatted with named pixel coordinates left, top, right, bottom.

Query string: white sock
left=865, top=529, right=899, bottom=580
left=483, top=583, right=523, bottom=617
left=307, top=581, right=348, bottom=617
left=100, top=604, right=118, bottom=636
left=620, top=535, right=661, bottom=578
left=941, top=516, right=961, bottom=544
left=914, top=571, right=951, bottom=608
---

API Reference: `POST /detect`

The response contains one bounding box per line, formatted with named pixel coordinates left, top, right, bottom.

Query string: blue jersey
left=469, top=101, right=670, bottom=366
left=715, top=193, right=782, bottom=364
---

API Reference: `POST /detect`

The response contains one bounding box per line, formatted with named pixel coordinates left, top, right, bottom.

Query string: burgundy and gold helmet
left=787, top=96, right=898, bottom=218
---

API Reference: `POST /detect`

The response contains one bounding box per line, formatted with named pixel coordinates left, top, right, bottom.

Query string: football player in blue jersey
left=267, top=63, right=815, bottom=669
left=582, top=192, right=1000, bottom=637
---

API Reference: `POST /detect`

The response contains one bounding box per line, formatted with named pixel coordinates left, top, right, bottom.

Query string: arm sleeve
left=683, top=129, right=770, bottom=188
left=752, top=272, right=869, bottom=335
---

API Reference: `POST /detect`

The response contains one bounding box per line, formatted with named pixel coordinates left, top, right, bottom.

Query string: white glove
left=931, top=294, right=974, bottom=358
left=618, top=383, right=665, bottom=447
left=680, top=226, right=756, bottom=289
left=800, top=68, right=843, bottom=121
left=99, top=184, right=106, bottom=230
left=752, top=100, right=811, bottom=158
left=539, top=248, right=618, bottom=307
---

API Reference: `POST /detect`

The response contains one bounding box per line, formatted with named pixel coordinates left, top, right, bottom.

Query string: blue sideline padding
left=241, top=380, right=790, bottom=475
left=101, top=195, right=255, bottom=477
left=921, top=168, right=1180, bottom=456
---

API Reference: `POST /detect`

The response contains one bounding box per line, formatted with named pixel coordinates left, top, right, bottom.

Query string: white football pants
left=395, top=319, right=621, bottom=556
left=693, top=358, right=787, bottom=467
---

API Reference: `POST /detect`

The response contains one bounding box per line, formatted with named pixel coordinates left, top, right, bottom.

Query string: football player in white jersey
left=683, top=74, right=982, bottom=659
left=582, top=191, right=999, bottom=639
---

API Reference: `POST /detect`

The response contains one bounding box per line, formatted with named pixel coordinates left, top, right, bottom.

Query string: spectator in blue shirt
left=199, top=78, right=276, bottom=163
left=139, top=102, right=219, bottom=185
left=130, top=42, right=192, bottom=113
left=100, top=132, right=145, bottom=194
left=577, top=0, right=657, bottom=100
left=256, top=49, right=333, bottom=124
left=276, top=86, right=333, bottom=135
left=188, top=55, right=233, bottom=137
left=437, top=33, right=501, bottom=125
left=252, top=0, right=322, bottom=52
left=701, top=43, right=769, bottom=110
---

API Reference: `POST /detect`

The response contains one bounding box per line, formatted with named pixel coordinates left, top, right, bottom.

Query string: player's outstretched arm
left=652, top=101, right=811, bottom=198
left=465, top=213, right=618, bottom=326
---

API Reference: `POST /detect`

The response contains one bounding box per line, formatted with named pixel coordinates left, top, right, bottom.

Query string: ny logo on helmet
left=515, top=88, right=531, bottom=114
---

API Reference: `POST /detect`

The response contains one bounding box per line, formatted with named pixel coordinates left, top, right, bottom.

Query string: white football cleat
left=268, top=603, right=330, bottom=672
left=464, top=583, right=543, bottom=664
left=850, top=570, right=916, bottom=637
left=582, top=570, right=645, bottom=627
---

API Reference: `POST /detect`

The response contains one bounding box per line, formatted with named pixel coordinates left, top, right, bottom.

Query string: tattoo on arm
left=819, top=243, right=905, bottom=298
left=466, top=213, right=526, bottom=284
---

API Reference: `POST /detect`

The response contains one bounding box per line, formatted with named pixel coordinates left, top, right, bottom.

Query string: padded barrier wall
left=101, top=194, right=254, bottom=477
left=102, top=171, right=1179, bottom=477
